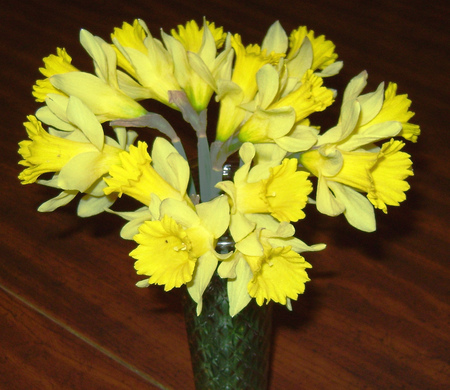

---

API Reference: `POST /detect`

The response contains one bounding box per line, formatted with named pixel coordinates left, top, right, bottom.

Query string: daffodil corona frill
left=104, top=138, right=191, bottom=207
left=32, top=48, right=78, bottom=102
left=216, top=142, right=312, bottom=243
left=18, top=19, right=419, bottom=319
left=131, top=196, right=230, bottom=314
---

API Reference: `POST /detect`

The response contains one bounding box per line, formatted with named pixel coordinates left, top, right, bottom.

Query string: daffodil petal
left=227, top=255, right=253, bottom=317
left=358, top=81, right=385, bottom=126
left=196, top=195, right=229, bottom=238
left=51, top=72, right=146, bottom=121
left=256, top=64, right=280, bottom=109
left=36, top=105, right=75, bottom=131
left=235, top=231, right=264, bottom=257
left=275, top=125, right=318, bottom=152
left=286, top=37, right=313, bottom=79
left=315, top=60, right=343, bottom=77
left=218, top=252, right=239, bottom=278
left=343, top=70, right=368, bottom=104
left=239, top=107, right=295, bottom=143
left=230, top=212, right=255, bottom=243
left=106, top=207, right=152, bottom=239
left=329, top=181, right=376, bottom=232
left=43, top=93, right=71, bottom=123
left=66, top=96, right=104, bottom=150
left=37, top=190, right=78, bottom=212
left=339, top=121, right=402, bottom=152
left=245, top=213, right=280, bottom=231
left=316, top=175, right=345, bottom=216
left=187, top=251, right=219, bottom=315
left=151, top=137, right=190, bottom=193
left=80, top=29, right=114, bottom=85
left=261, top=21, right=288, bottom=54
left=188, top=51, right=217, bottom=90
left=58, top=151, right=105, bottom=191
left=77, top=192, right=116, bottom=217
left=160, top=198, right=199, bottom=228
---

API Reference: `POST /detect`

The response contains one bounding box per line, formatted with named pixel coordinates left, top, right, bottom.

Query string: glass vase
left=183, top=232, right=273, bottom=390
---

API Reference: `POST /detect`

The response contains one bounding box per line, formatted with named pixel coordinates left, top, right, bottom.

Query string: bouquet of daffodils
left=19, top=19, right=419, bottom=317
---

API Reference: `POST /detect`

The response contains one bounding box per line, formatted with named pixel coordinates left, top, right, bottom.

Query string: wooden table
left=1, top=0, right=448, bottom=388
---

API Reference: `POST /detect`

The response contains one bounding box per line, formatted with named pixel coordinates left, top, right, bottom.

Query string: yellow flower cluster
left=18, top=19, right=419, bottom=317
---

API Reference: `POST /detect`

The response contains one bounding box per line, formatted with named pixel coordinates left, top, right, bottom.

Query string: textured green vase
left=183, top=234, right=273, bottom=390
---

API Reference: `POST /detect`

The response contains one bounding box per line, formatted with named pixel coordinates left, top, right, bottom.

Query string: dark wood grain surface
left=1, top=0, right=448, bottom=389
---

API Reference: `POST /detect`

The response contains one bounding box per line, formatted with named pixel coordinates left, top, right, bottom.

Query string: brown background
left=1, top=0, right=448, bottom=389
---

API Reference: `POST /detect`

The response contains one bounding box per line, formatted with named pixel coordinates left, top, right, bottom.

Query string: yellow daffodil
left=237, top=64, right=332, bottom=151
left=18, top=97, right=132, bottom=215
left=161, top=19, right=230, bottom=112
left=262, top=21, right=342, bottom=81
left=301, top=139, right=413, bottom=232
left=104, top=138, right=191, bottom=207
left=301, top=145, right=377, bottom=231
left=19, top=100, right=119, bottom=188
left=131, top=195, right=229, bottom=314
left=216, top=143, right=312, bottom=242
left=33, top=31, right=148, bottom=122
left=215, top=34, right=284, bottom=141
left=245, top=239, right=312, bottom=307
left=233, top=22, right=337, bottom=154
left=299, top=73, right=416, bottom=231
left=18, top=116, right=107, bottom=185
left=317, top=71, right=420, bottom=150
left=112, top=19, right=182, bottom=107
left=133, top=213, right=198, bottom=290
left=218, top=214, right=325, bottom=315
left=287, top=25, right=340, bottom=76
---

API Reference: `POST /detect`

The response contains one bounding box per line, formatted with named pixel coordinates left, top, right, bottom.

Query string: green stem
left=197, top=135, right=221, bottom=202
